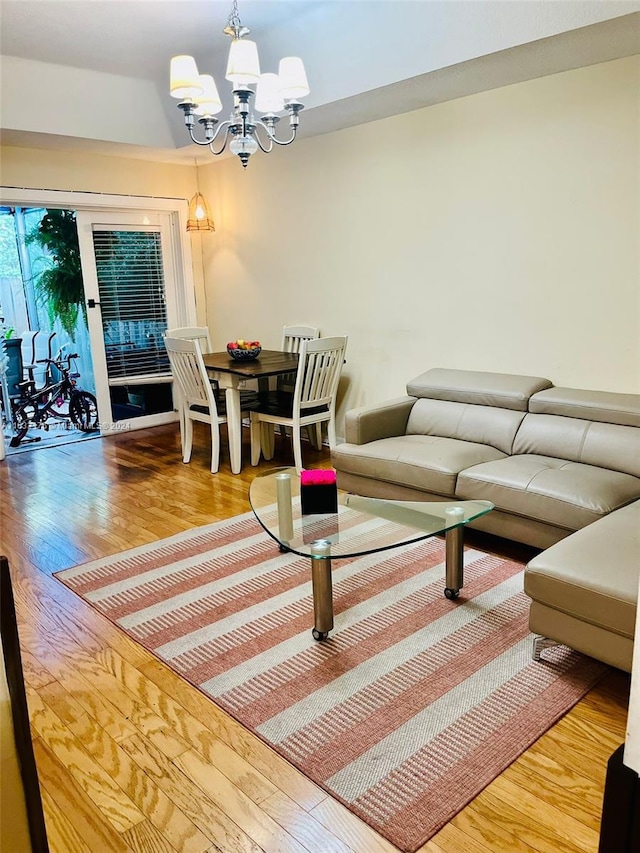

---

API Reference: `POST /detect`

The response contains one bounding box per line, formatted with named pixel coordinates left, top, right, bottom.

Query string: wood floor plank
left=172, top=746, right=310, bottom=853
left=27, top=689, right=146, bottom=833
left=38, top=678, right=90, bottom=727
left=33, top=736, right=134, bottom=853
left=487, top=775, right=599, bottom=851
left=40, top=784, right=93, bottom=853
left=452, top=795, right=560, bottom=853
left=425, top=822, right=495, bottom=853
left=309, top=796, right=398, bottom=853
left=68, top=714, right=211, bottom=853
left=260, top=790, right=352, bottom=853
left=19, top=646, right=58, bottom=690
left=122, top=820, right=181, bottom=853
left=508, top=750, right=604, bottom=829
left=120, top=732, right=264, bottom=853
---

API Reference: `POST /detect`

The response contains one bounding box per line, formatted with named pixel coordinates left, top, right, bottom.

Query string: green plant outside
left=27, top=210, right=85, bottom=339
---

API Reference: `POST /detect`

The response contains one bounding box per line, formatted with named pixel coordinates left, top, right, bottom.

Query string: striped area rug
left=55, top=510, right=607, bottom=852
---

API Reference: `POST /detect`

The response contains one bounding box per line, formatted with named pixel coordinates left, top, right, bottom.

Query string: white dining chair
left=164, top=327, right=217, bottom=441
left=164, top=336, right=229, bottom=473
left=165, top=326, right=212, bottom=352
left=276, top=325, right=321, bottom=444
left=250, top=335, right=347, bottom=470
left=281, top=325, right=320, bottom=354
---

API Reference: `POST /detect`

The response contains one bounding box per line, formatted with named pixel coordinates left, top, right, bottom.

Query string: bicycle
left=9, top=352, right=98, bottom=447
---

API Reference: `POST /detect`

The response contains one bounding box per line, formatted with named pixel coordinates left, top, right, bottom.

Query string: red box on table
left=300, top=469, right=338, bottom=515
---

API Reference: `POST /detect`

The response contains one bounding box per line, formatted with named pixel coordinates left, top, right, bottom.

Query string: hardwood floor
left=0, top=423, right=630, bottom=853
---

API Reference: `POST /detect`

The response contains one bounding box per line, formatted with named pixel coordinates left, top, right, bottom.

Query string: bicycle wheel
left=9, top=402, right=37, bottom=447
left=69, top=391, right=99, bottom=432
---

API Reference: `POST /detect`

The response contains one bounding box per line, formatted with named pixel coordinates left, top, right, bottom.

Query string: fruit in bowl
left=227, top=339, right=262, bottom=360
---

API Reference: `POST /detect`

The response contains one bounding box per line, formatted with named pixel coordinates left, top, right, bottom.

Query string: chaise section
left=524, top=500, right=640, bottom=671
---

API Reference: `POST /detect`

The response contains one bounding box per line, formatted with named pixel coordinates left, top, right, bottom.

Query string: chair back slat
left=295, top=336, right=347, bottom=412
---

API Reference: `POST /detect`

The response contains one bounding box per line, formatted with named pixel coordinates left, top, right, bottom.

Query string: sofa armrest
left=344, top=396, right=416, bottom=445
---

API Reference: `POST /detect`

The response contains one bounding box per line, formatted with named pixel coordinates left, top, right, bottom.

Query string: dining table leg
left=225, top=387, right=243, bottom=474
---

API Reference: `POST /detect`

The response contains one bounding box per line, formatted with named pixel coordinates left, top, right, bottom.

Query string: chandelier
left=169, top=0, right=310, bottom=168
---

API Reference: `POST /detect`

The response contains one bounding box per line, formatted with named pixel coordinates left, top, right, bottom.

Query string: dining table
left=202, top=349, right=299, bottom=474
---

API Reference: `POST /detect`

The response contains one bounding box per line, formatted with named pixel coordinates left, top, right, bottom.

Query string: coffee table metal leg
left=444, top=525, right=464, bottom=600
left=310, top=541, right=333, bottom=640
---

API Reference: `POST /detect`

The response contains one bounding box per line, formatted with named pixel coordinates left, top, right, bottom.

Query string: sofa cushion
left=406, top=398, right=526, bottom=455
left=331, top=435, right=506, bottom=497
left=529, top=386, right=640, bottom=428
left=524, top=501, right=640, bottom=641
left=513, top=413, right=640, bottom=478
left=456, top=454, right=640, bottom=530
left=406, top=367, right=552, bottom=411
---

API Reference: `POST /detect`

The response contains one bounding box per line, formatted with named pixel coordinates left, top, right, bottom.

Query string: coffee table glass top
left=249, top=467, right=493, bottom=559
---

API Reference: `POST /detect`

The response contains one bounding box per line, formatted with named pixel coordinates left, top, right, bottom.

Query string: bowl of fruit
left=227, top=339, right=262, bottom=361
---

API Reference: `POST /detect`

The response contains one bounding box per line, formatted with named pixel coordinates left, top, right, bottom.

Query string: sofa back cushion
left=406, top=398, right=526, bottom=455
left=513, top=414, right=640, bottom=478
left=406, top=367, right=552, bottom=412
left=529, top=387, right=640, bottom=428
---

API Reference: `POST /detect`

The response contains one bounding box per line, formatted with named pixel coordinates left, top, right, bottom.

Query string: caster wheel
left=444, top=587, right=460, bottom=600
left=312, top=629, right=329, bottom=641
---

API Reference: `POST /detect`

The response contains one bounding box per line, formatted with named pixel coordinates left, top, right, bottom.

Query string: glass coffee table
left=249, top=467, right=493, bottom=641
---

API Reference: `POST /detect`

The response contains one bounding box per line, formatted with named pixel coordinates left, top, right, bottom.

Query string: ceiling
left=1, top=0, right=639, bottom=165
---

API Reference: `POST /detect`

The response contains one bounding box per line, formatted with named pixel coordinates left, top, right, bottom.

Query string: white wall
left=200, top=56, right=639, bottom=436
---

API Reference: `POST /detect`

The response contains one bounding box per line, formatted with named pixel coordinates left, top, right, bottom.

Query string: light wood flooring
left=0, top=423, right=630, bottom=853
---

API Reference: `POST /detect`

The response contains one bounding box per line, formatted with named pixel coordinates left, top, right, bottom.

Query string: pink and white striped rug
left=55, top=511, right=607, bottom=852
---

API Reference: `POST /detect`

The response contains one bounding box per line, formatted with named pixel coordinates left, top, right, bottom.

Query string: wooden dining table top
left=202, top=349, right=299, bottom=378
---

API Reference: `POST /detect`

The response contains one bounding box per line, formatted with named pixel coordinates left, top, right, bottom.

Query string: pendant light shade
left=187, top=192, right=215, bottom=232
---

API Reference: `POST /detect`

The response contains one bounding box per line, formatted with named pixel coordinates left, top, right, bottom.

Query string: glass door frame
left=76, top=213, right=180, bottom=434
left=0, top=187, right=197, bottom=435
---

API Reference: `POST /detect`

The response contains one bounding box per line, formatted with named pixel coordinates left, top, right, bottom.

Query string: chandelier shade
left=169, top=0, right=309, bottom=168
left=225, top=39, right=261, bottom=85
left=194, top=75, right=223, bottom=116
left=170, top=55, right=203, bottom=99
left=278, top=57, right=310, bottom=100
left=255, top=73, right=284, bottom=114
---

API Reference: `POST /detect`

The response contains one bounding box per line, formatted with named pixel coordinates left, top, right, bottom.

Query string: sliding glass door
left=76, top=211, right=180, bottom=433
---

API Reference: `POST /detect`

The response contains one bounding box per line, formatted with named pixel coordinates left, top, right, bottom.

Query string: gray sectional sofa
left=332, top=368, right=640, bottom=672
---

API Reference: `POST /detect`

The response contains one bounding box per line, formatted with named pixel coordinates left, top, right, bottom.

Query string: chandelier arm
left=209, top=126, right=233, bottom=156
left=254, top=120, right=298, bottom=147
left=188, top=119, right=232, bottom=148
left=252, top=124, right=274, bottom=154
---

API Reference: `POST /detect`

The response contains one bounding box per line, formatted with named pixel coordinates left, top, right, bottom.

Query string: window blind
left=92, top=229, right=171, bottom=380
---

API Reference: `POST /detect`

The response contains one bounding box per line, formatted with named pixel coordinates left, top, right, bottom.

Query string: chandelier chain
left=227, top=0, right=242, bottom=32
